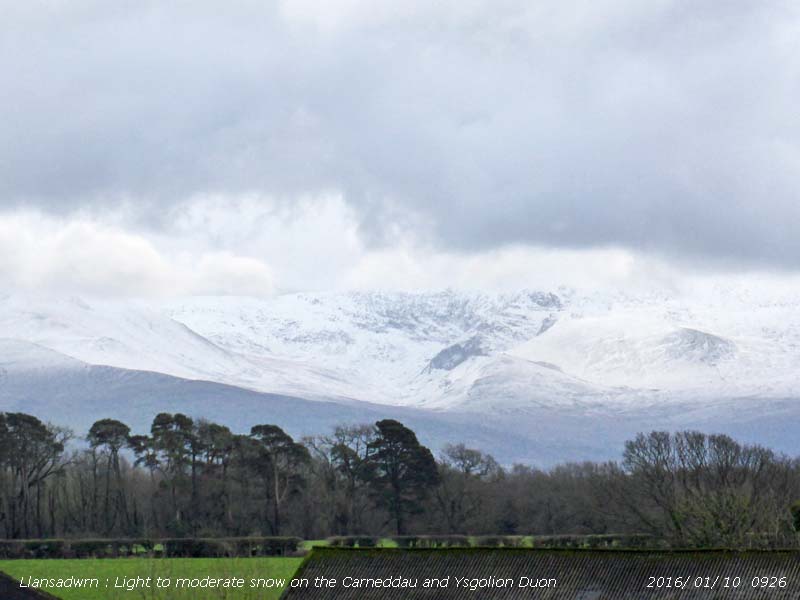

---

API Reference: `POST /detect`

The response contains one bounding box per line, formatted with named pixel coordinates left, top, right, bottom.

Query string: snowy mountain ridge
left=5, top=287, right=800, bottom=462
left=2, top=286, right=800, bottom=415
left=162, top=287, right=800, bottom=408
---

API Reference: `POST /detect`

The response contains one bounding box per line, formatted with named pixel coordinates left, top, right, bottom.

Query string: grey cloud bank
left=1, top=0, right=799, bottom=268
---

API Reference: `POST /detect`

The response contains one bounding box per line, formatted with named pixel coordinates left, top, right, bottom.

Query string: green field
left=0, top=557, right=303, bottom=600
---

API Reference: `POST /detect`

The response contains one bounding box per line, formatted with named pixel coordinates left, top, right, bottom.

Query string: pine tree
left=366, top=419, right=439, bottom=535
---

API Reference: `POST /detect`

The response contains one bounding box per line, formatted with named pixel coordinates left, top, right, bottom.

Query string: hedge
left=530, top=534, right=659, bottom=549
left=327, top=536, right=380, bottom=548
left=392, top=535, right=471, bottom=548
left=389, top=534, right=658, bottom=549
left=474, top=535, right=525, bottom=547
left=0, top=534, right=664, bottom=558
left=0, top=537, right=301, bottom=559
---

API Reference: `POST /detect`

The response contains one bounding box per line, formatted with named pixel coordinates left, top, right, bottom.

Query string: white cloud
left=0, top=211, right=275, bottom=297
left=341, top=243, right=677, bottom=293
left=187, top=252, right=275, bottom=296
left=1, top=1, right=799, bottom=269
left=162, top=193, right=364, bottom=292
left=2, top=198, right=799, bottom=299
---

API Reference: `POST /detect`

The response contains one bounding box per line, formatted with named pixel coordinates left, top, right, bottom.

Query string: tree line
left=2, top=411, right=799, bottom=547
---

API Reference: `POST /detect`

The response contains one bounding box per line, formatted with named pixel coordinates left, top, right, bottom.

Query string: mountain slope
left=6, top=288, right=800, bottom=409
left=4, top=340, right=799, bottom=465
left=0, top=295, right=367, bottom=402
left=163, top=288, right=800, bottom=408
left=0, top=340, right=595, bottom=464
left=4, top=287, right=800, bottom=462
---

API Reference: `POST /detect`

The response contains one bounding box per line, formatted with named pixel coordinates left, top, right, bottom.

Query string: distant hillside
left=4, top=287, right=800, bottom=463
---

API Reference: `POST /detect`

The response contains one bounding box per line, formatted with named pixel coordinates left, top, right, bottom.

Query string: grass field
left=0, top=557, right=304, bottom=600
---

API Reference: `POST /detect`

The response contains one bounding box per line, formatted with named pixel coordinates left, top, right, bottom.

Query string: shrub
left=0, top=541, right=26, bottom=559
left=327, top=536, right=379, bottom=548
left=475, top=535, right=514, bottom=547
left=327, top=536, right=355, bottom=548
left=531, top=533, right=658, bottom=549
left=791, top=501, right=800, bottom=533
left=23, top=539, right=65, bottom=559
left=391, top=535, right=472, bottom=548
left=0, top=537, right=301, bottom=559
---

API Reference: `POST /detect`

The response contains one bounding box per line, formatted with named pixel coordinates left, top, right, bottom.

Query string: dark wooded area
left=2, top=411, right=799, bottom=547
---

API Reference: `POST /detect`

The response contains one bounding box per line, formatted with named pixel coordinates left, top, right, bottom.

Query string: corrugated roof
left=281, top=548, right=800, bottom=599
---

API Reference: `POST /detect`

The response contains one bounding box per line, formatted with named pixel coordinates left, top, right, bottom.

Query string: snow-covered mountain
left=161, top=288, right=800, bottom=409
left=162, top=290, right=568, bottom=408
left=3, top=287, right=800, bottom=463
left=0, top=339, right=564, bottom=464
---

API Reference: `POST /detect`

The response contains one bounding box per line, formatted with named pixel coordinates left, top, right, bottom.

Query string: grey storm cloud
left=2, top=0, right=800, bottom=266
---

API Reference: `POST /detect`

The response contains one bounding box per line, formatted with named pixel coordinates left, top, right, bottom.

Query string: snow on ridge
left=161, top=288, right=800, bottom=408
left=3, top=287, right=800, bottom=412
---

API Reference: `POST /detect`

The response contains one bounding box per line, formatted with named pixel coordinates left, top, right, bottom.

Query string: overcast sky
left=1, top=0, right=799, bottom=297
